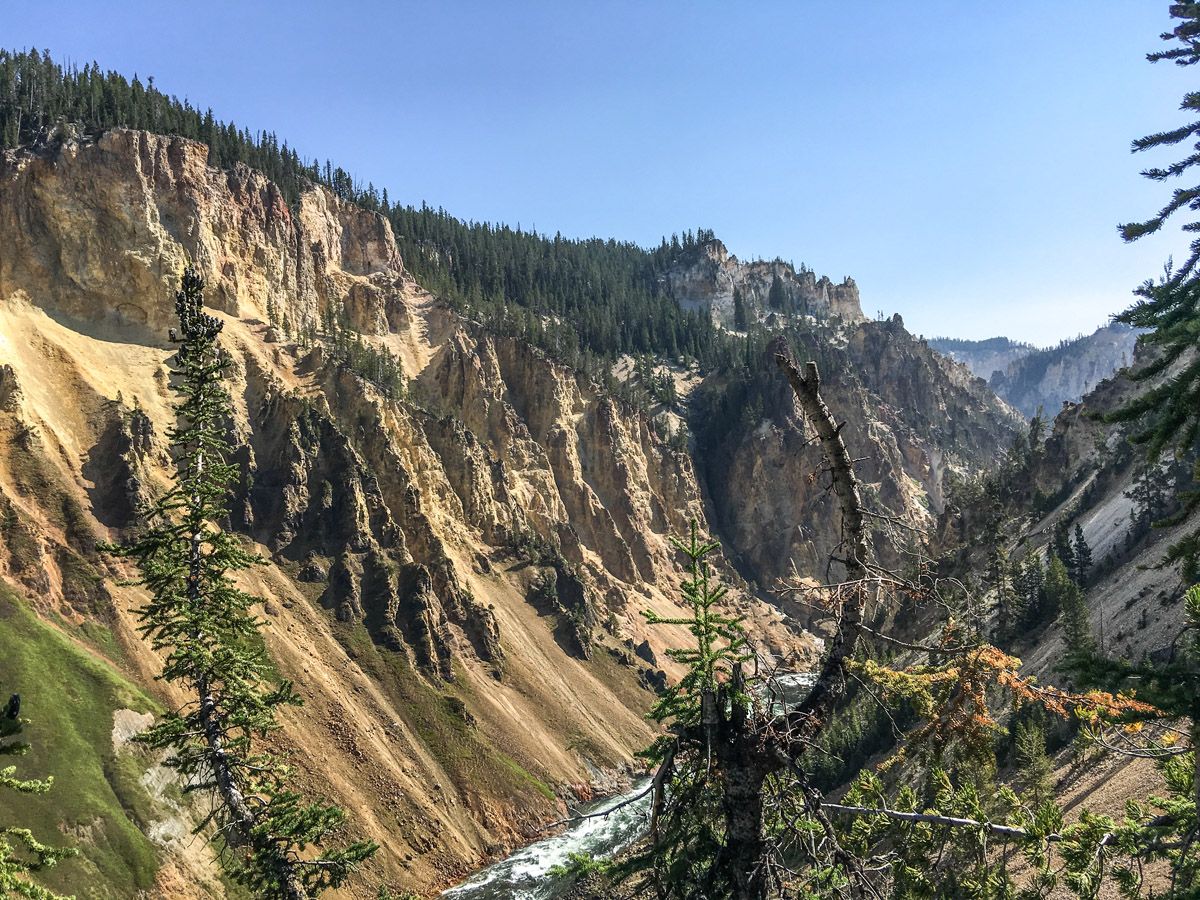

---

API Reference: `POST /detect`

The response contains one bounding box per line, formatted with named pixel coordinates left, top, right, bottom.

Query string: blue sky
left=6, top=1, right=1193, bottom=344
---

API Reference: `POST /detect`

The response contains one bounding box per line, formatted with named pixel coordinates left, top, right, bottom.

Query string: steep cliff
left=0, top=127, right=1025, bottom=898
left=0, top=129, right=807, bottom=897
left=663, top=238, right=865, bottom=327
left=988, top=323, right=1141, bottom=418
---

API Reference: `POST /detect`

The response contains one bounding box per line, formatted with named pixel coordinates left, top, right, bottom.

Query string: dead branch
left=540, top=781, right=655, bottom=832
left=773, top=342, right=869, bottom=749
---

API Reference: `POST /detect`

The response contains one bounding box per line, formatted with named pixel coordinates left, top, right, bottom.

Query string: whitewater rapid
left=442, top=778, right=653, bottom=900
left=442, top=672, right=816, bottom=899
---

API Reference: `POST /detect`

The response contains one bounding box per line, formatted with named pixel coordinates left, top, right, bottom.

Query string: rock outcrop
left=0, top=129, right=807, bottom=896
left=663, top=238, right=865, bottom=327
left=0, top=128, right=1023, bottom=896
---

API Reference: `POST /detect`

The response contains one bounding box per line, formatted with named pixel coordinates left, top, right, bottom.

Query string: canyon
left=0, top=126, right=1150, bottom=898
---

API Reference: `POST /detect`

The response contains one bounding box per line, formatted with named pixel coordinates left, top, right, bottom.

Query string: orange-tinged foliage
left=851, top=639, right=1158, bottom=771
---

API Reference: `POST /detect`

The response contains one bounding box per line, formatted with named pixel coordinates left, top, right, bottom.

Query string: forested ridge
left=927, top=335, right=1034, bottom=355
left=0, top=47, right=898, bottom=448
left=0, top=49, right=758, bottom=374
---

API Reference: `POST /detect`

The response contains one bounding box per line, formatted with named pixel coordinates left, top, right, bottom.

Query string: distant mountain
left=930, top=323, right=1141, bottom=418
left=927, top=335, right=1036, bottom=382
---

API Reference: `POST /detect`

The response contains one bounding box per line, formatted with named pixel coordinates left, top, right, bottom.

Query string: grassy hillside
left=0, top=585, right=163, bottom=899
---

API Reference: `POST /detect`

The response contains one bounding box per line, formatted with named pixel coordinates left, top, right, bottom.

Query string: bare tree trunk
left=653, top=349, right=873, bottom=899
left=773, top=343, right=869, bottom=746
left=716, top=671, right=769, bottom=900
left=719, top=754, right=767, bottom=900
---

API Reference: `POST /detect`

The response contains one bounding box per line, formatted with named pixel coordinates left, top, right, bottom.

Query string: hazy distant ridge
left=929, top=323, right=1140, bottom=417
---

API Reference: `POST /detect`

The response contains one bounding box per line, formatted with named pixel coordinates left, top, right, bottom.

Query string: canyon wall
left=0, top=130, right=803, bottom=897
left=0, top=129, right=1024, bottom=897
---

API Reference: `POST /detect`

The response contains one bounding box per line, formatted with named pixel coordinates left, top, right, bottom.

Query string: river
left=441, top=778, right=653, bottom=900
left=442, top=673, right=815, bottom=899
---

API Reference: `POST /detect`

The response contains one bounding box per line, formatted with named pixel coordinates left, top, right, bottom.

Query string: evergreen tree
left=1072, top=523, right=1092, bottom=586
left=1014, top=550, right=1046, bottom=630
left=1067, top=585, right=1200, bottom=896
left=1051, top=520, right=1076, bottom=575
left=0, top=690, right=75, bottom=900
left=1047, top=555, right=1091, bottom=655
left=1126, top=462, right=1170, bottom=539
left=642, top=521, right=751, bottom=746
left=638, top=523, right=755, bottom=899
left=104, top=270, right=376, bottom=899
left=989, top=547, right=1022, bottom=645
left=1107, top=4, right=1200, bottom=580
left=1012, top=717, right=1055, bottom=806
left=767, top=274, right=785, bottom=311
left=732, top=286, right=748, bottom=331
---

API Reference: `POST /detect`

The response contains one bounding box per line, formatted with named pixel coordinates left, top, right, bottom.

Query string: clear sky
left=6, top=1, right=1193, bottom=344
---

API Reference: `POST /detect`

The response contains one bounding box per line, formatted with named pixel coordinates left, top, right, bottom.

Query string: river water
left=442, top=778, right=653, bottom=900
left=442, top=673, right=815, bottom=899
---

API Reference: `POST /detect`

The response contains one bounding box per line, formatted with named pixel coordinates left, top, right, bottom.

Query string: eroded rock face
left=0, top=127, right=1022, bottom=895
left=0, top=129, right=405, bottom=339
left=663, top=238, right=865, bottom=327
left=0, top=129, right=809, bottom=894
left=698, top=319, right=1023, bottom=585
left=84, top=404, right=157, bottom=528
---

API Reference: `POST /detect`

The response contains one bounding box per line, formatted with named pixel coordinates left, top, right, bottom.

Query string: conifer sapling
left=104, top=269, right=376, bottom=899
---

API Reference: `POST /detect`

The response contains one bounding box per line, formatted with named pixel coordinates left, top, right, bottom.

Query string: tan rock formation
left=0, top=130, right=809, bottom=896
left=663, top=237, right=865, bottom=327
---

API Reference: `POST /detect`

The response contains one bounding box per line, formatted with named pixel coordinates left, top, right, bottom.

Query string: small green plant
left=642, top=521, right=750, bottom=748
left=0, top=688, right=76, bottom=900
left=635, top=523, right=756, bottom=898
left=547, top=851, right=613, bottom=886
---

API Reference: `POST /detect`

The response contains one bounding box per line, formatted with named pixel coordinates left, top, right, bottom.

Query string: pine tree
left=1072, top=523, right=1092, bottom=587
left=1107, top=4, right=1200, bottom=580
left=767, top=274, right=785, bottom=311
left=732, top=286, right=748, bottom=331
left=1048, top=555, right=1091, bottom=655
left=1052, top=520, right=1075, bottom=575
left=633, top=353, right=1174, bottom=898
left=104, top=270, right=376, bottom=899
left=638, top=523, right=758, bottom=899
left=0, top=690, right=75, bottom=900
left=1126, top=462, right=1169, bottom=539
left=989, top=547, right=1022, bottom=645
left=643, top=521, right=751, bottom=743
left=1012, top=717, right=1054, bottom=806
left=1015, top=550, right=1046, bottom=629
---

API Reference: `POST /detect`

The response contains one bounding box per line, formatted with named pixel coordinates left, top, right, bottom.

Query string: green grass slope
left=0, top=586, right=164, bottom=898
